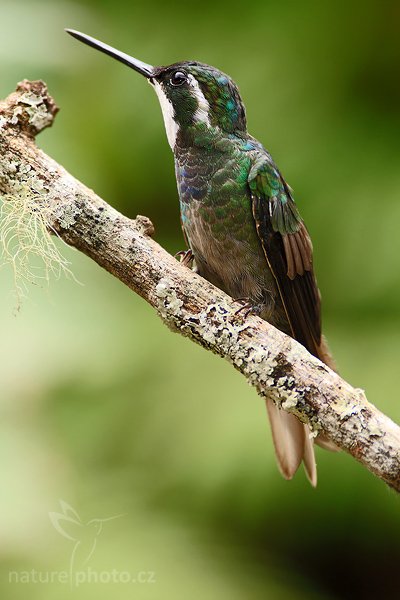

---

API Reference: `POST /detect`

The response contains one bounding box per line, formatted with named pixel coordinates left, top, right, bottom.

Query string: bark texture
left=1, top=81, right=399, bottom=491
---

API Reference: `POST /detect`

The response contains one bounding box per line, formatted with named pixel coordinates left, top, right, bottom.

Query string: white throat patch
left=152, top=74, right=211, bottom=149
left=153, top=80, right=179, bottom=150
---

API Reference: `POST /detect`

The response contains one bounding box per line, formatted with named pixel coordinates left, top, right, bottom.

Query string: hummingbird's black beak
left=65, top=29, right=154, bottom=78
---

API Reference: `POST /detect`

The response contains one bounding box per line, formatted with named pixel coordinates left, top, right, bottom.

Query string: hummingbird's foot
left=234, top=298, right=262, bottom=319
left=175, top=249, right=194, bottom=268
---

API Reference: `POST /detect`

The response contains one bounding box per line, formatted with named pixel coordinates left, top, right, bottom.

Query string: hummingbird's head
left=65, top=30, right=247, bottom=149
left=150, top=62, right=247, bottom=147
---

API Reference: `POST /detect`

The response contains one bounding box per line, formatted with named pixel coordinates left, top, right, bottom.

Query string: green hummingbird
left=66, top=29, right=337, bottom=485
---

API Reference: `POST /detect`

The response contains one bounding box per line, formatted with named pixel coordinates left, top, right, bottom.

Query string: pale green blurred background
left=1, top=0, right=400, bottom=598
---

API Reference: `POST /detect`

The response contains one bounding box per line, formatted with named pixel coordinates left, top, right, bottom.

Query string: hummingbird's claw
left=175, top=249, right=194, bottom=268
left=234, top=298, right=262, bottom=319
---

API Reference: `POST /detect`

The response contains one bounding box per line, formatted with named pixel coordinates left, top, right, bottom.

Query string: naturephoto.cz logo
left=8, top=500, right=156, bottom=587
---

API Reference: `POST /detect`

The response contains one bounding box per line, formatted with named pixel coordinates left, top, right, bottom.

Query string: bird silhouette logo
left=49, top=500, right=123, bottom=581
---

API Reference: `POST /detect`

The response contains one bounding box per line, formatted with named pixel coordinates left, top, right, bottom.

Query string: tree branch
left=1, top=80, right=399, bottom=491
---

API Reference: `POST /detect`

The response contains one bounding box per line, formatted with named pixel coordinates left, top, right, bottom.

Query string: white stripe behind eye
left=153, top=81, right=179, bottom=149
left=187, top=74, right=211, bottom=125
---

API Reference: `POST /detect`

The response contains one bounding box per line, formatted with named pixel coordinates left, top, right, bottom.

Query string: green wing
left=248, top=155, right=322, bottom=357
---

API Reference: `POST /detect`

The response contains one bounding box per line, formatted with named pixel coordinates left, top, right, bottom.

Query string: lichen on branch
left=0, top=87, right=73, bottom=306
left=0, top=185, right=74, bottom=307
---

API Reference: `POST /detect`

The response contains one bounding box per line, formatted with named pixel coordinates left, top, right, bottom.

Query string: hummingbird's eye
left=170, top=71, right=187, bottom=86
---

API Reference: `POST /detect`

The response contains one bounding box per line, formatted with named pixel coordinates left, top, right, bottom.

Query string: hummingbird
left=66, top=29, right=337, bottom=485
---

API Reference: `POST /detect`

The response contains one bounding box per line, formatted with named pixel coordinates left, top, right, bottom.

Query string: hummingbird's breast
left=174, top=134, right=286, bottom=327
